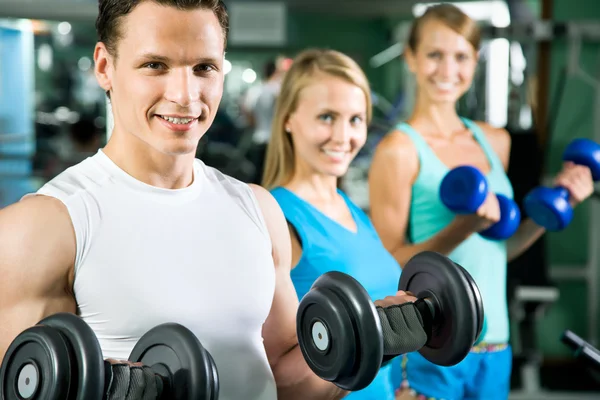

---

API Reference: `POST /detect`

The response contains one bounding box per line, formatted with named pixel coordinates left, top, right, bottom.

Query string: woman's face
left=406, top=18, right=478, bottom=105
left=285, top=74, right=368, bottom=178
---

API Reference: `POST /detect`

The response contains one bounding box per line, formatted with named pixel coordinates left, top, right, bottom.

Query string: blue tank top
left=399, top=117, right=513, bottom=344
left=271, top=187, right=401, bottom=400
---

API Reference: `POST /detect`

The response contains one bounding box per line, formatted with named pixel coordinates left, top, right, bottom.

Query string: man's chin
left=153, top=138, right=202, bottom=157
left=162, top=145, right=200, bottom=157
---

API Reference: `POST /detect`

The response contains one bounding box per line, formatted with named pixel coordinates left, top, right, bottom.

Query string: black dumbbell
left=296, top=251, right=484, bottom=391
left=0, top=313, right=219, bottom=400
left=0, top=313, right=105, bottom=400
left=128, top=323, right=219, bottom=400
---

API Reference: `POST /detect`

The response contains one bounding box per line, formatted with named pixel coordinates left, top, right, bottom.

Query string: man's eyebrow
left=137, top=53, right=221, bottom=65
left=138, top=53, right=170, bottom=62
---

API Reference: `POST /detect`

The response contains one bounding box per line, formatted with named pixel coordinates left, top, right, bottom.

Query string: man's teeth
left=160, top=115, right=195, bottom=124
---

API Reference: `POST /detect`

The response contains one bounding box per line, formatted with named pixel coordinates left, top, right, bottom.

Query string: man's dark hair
left=96, top=0, right=229, bottom=57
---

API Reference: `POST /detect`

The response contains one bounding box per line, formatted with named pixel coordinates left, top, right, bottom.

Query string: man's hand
left=374, top=291, right=418, bottom=308
left=104, top=359, right=161, bottom=400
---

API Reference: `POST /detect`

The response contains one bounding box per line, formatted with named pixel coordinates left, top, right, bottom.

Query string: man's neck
left=103, top=132, right=196, bottom=190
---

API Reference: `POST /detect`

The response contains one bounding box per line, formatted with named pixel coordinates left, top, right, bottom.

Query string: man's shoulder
left=37, top=153, right=109, bottom=201
left=195, top=158, right=250, bottom=193
left=195, top=160, right=275, bottom=233
left=247, top=183, right=278, bottom=211
left=1, top=194, right=74, bottom=245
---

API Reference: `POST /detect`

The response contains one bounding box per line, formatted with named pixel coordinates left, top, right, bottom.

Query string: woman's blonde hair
left=261, top=48, right=372, bottom=190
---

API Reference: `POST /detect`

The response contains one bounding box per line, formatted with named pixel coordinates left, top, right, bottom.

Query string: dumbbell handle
left=414, top=298, right=436, bottom=342
left=554, top=187, right=571, bottom=200
left=152, top=366, right=169, bottom=400
left=530, top=186, right=572, bottom=205
left=103, top=361, right=170, bottom=400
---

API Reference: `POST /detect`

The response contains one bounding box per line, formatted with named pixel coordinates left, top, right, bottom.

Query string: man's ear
left=94, top=42, right=114, bottom=94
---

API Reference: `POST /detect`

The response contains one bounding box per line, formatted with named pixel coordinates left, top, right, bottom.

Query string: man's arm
left=249, top=184, right=347, bottom=400
left=0, top=195, right=77, bottom=361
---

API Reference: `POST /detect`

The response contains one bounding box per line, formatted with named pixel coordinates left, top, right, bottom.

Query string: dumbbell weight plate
left=38, top=313, right=105, bottom=400
left=439, top=165, right=488, bottom=214
left=454, top=261, right=484, bottom=344
left=128, top=323, right=218, bottom=400
left=205, top=350, right=219, bottom=399
left=563, top=138, right=600, bottom=181
left=480, top=194, right=521, bottom=239
left=0, top=326, right=71, bottom=400
left=399, top=251, right=481, bottom=366
left=296, top=271, right=383, bottom=391
left=524, top=186, right=573, bottom=232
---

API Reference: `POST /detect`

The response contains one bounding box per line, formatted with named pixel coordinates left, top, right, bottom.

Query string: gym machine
left=562, top=330, right=600, bottom=372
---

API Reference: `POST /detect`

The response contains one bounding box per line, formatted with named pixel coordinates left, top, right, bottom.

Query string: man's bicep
left=0, top=196, right=77, bottom=360
left=248, top=184, right=298, bottom=366
left=262, top=262, right=300, bottom=367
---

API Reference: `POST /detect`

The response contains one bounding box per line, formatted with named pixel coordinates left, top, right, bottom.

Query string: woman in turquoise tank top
left=368, top=4, right=595, bottom=400
left=261, top=48, right=411, bottom=400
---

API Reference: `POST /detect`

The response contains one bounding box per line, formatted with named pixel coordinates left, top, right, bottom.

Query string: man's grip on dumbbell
left=0, top=313, right=219, bottom=400
left=296, top=251, right=484, bottom=392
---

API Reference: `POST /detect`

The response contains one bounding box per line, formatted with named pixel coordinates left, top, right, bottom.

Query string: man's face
left=94, top=2, right=225, bottom=156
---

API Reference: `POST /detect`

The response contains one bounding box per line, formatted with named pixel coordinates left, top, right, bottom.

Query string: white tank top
left=32, top=150, right=277, bottom=400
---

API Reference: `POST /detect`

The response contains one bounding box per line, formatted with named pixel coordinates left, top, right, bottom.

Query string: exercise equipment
left=561, top=330, right=600, bottom=371
left=129, top=323, right=219, bottom=400
left=296, top=251, right=484, bottom=391
left=524, top=138, right=600, bottom=231
left=474, top=316, right=488, bottom=346
left=0, top=313, right=219, bottom=400
left=440, top=165, right=521, bottom=240
left=0, top=312, right=105, bottom=400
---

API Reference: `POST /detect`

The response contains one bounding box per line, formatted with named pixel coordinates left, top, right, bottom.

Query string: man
left=0, top=1, right=414, bottom=399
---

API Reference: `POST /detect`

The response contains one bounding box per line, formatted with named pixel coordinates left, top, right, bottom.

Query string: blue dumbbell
left=440, top=166, right=521, bottom=240
left=524, top=138, right=600, bottom=231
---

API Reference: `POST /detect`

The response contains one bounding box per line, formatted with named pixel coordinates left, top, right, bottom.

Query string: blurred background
left=0, top=0, right=599, bottom=398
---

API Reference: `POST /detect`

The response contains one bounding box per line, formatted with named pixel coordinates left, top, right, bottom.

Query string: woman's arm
left=368, top=132, right=484, bottom=267
left=477, top=123, right=592, bottom=262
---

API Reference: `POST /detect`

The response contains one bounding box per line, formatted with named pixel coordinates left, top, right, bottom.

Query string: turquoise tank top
left=399, top=117, right=513, bottom=344
left=271, top=187, right=402, bottom=400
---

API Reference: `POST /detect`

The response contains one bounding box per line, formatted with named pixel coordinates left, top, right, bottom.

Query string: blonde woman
left=369, top=4, right=594, bottom=399
left=262, top=49, right=407, bottom=400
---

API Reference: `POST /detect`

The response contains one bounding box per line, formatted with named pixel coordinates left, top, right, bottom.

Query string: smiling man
left=0, top=1, right=410, bottom=399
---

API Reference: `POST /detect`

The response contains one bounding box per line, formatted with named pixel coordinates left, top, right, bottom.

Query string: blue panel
left=0, top=22, right=36, bottom=204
